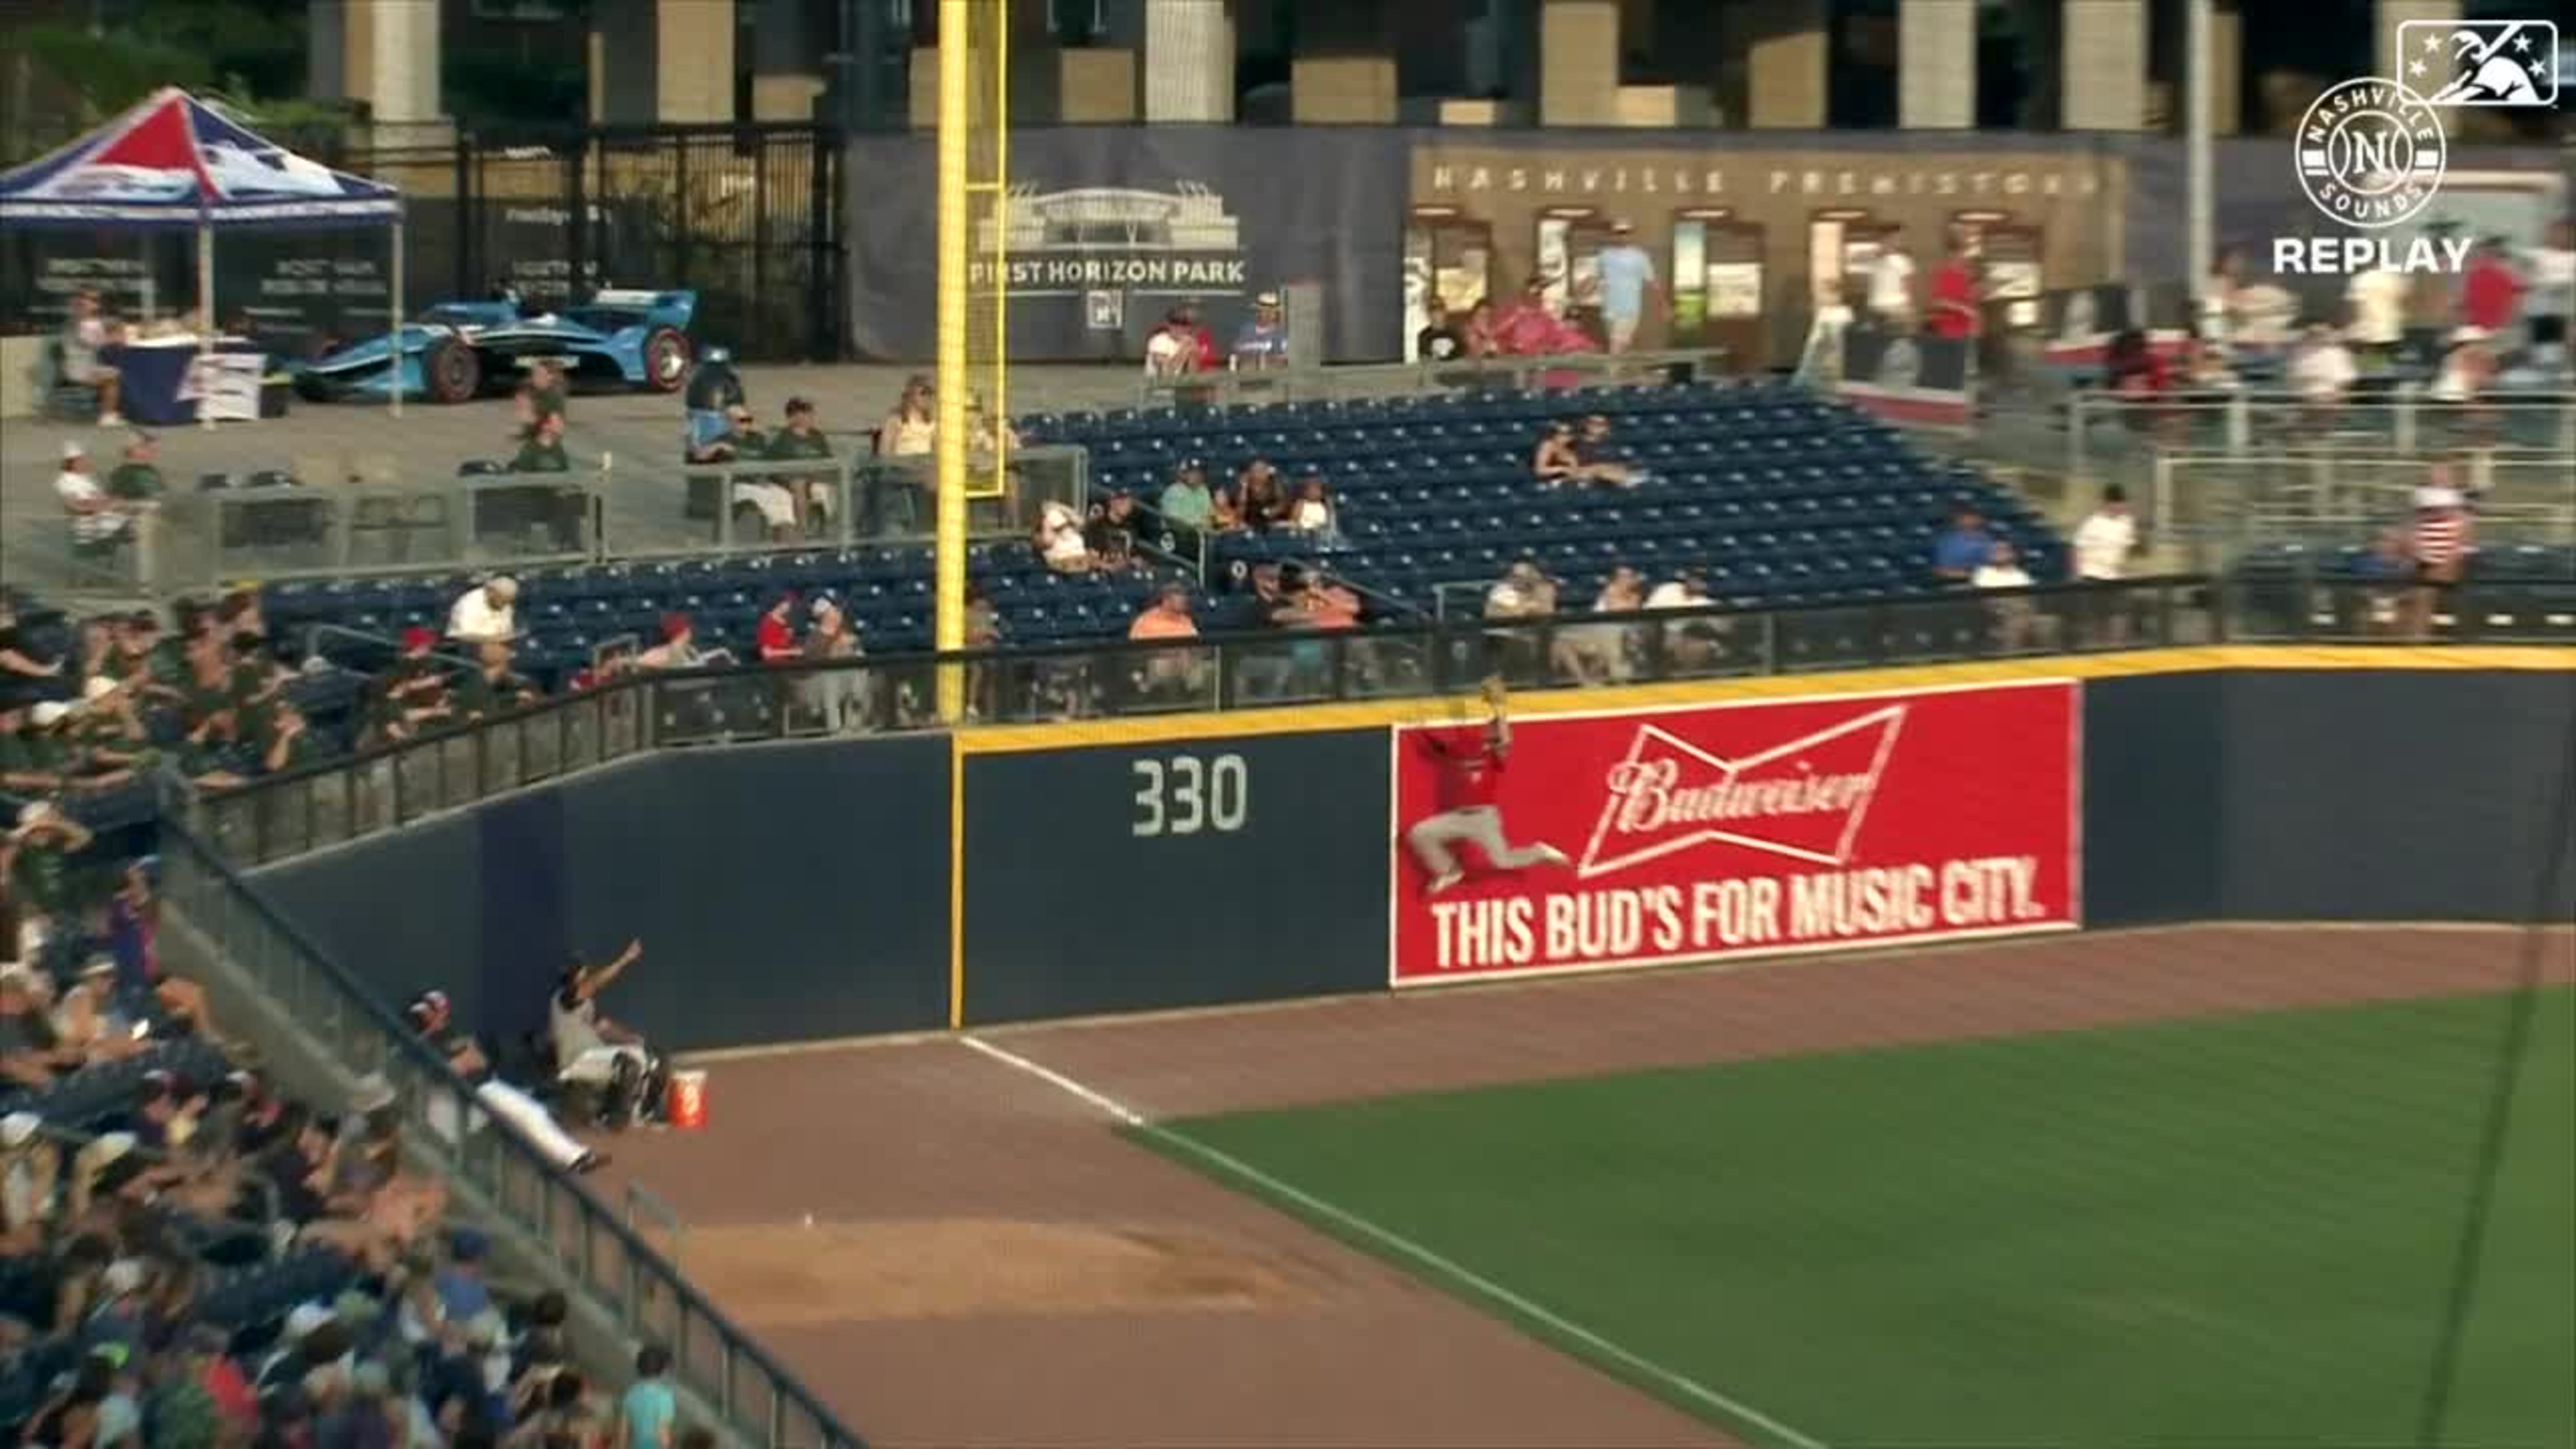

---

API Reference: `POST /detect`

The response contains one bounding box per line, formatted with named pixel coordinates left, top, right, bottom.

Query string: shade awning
left=0, top=88, right=399, bottom=230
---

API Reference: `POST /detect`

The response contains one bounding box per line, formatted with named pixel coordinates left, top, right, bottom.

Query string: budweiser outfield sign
left=1387, top=681, right=2081, bottom=986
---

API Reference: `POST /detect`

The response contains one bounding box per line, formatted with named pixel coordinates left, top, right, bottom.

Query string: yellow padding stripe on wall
left=954, top=645, right=2576, bottom=756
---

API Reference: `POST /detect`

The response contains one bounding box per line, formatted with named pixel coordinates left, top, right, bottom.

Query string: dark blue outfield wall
left=250, top=670, right=2570, bottom=1054
left=253, top=737, right=954, bottom=1054
left=2082, top=670, right=2575, bottom=926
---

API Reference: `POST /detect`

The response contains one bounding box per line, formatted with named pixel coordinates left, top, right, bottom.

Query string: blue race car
left=295, top=286, right=699, bottom=404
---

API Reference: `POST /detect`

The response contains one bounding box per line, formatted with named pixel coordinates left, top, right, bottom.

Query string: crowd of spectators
left=1, top=816, right=694, bottom=1448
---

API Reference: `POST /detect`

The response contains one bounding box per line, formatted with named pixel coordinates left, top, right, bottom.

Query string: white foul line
left=957, top=1034, right=1832, bottom=1449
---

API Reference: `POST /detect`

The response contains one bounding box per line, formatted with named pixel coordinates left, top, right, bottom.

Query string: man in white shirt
left=1644, top=568, right=1724, bottom=670
left=2527, top=219, right=2574, bottom=374
left=1866, top=237, right=1917, bottom=330
left=57, top=289, right=124, bottom=426
left=2290, top=324, right=2359, bottom=423
left=2345, top=266, right=2406, bottom=355
left=57, top=440, right=145, bottom=546
left=1972, top=540, right=2042, bottom=650
left=447, top=576, right=519, bottom=644
left=2072, top=485, right=2138, bottom=582
left=1144, top=310, right=1197, bottom=377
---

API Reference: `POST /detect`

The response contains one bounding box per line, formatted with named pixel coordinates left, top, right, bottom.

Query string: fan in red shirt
left=1404, top=677, right=1570, bottom=895
left=2458, top=239, right=2525, bottom=334
left=1927, top=239, right=1980, bottom=342
left=755, top=593, right=801, bottom=663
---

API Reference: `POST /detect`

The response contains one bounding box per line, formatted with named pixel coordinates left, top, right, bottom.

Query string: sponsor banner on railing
left=1387, top=680, right=2081, bottom=986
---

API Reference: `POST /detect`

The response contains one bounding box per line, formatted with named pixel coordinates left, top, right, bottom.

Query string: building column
left=307, top=0, right=443, bottom=132
left=1899, top=0, right=1976, bottom=128
left=1739, top=0, right=1828, bottom=129
left=2062, top=0, right=2148, bottom=130
left=592, top=0, right=737, bottom=125
left=1538, top=0, right=1620, bottom=125
left=751, top=0, right=826, bottom=121
left=1144, top=0, right=1236, bottom=121
left=2376, top=0, right=2458, bottom=84
left=1294, top=0, right=1395, bottom=122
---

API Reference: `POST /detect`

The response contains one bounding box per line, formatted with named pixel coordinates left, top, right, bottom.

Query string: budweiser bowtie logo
left=1574, top=704, right=1906, bottom=880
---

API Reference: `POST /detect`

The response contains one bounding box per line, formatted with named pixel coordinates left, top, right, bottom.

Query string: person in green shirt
left=1158, top=463, right=1217, bottom=531
left=768, top=397, right=834, bottom=528
left=514, top=359, right=569, bottom=439
left=726, top=403, right=769, bottom=460
left=512, top=410, right=572, bottom=473
left=225, top=640, right=289, bottom=748
left=262, top=698, right=324, bottom=775
left=454, top=640, right=536, bottom=720
left=5, top=800, right=92, bottom=920
left=0, top=702, right=65, bottom=798
left=106, top=433, right=165, bottom=501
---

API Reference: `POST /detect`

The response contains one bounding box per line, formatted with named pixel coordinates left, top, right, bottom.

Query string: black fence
left=370, top=124, right=844, bottom=363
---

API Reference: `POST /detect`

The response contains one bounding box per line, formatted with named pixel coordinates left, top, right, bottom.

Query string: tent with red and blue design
left=0, top=88, right=407, bottom=416
left=0, top=87, right=398, bottom=229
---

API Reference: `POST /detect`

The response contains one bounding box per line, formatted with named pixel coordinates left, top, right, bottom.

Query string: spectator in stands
left=105, top=434, right=163, bottom=502
left=2198, top=248, right=2247, bottom=354
left=58, top=289, right=124, bottom=426
left=408, top=991, right=600, bottom=1175
left=58, top=440, right=152, bottom=551
left=1083, top=489, right=1141, bottom=572
left=454, top=641, right=534, bottom=720
left=509, top=411, right=570, bottom=473
left=1417, top=297, right=1465, bottom=363
left=2403, top=470, right=2474, bottom=639
left=1573, top=414, right=1642, bottom=487
left=1595, top=220, right=1658, bottom=354
left=1493, top=276, right=1571, bottom=355
left=7, top=802, right=92, bottom=934
left=1926, top=232, right=1980, bottom=343
left=1281, top=475, right=1343, bottom=545
left=104, top=855, right=221, bottom=1049
left=0, top=700, right=67, bottom=801
left=616, top=1345, right=679, bottom=1449
left=1158, top=463, right=1219, bottom=534
left=260, top=697, right=323, bottom=777
left=1034, top=499, right=1092, bottom=574
left=1972, top=540, right=2043, bottom=650
left=1532, top=421, right=1583, bottom=486
left=2345, top=263, right=2407, bottom=363
left=684, top=345, right=746, bottom=461
left=511, top=360, right=565, bottom=443
left=1460, top=298, right=1501, bottom=358
left=881, top=377, right=936, bottom=457
left=966, top=392, right=1021, bottom=457
left=2357, top=526, right=2413, bottom=635
left=1930, top=506, right=1994, bottom=585
left=1232, top=291, right=1291, bottom=370
left=0, top=965, right=67, bottom=1088
left=636, top=614, right=706, bottom=672
left=447, top=578, right=519, bottom=646
left=1559, top=565, right=1646, bottom=685
left=2430, top=327, right=2498, bottom=424
left=1145, top=309, right=1200, bottom=378
left=803, top=593, right=867, bottom=732
left=1646, top=568, right=1726, bottom=670
left=2529, top=218, right=2574, bottom=374
left=1866, top=233, right=1917, bottom=331
left=1483, top=560, right=1557, bottom=680
left=1127, top=583, right=1205, bottom=698
left=0, top=598, right=64, bottom=709
left=365, top=628, right=455, bottom=745
left=1232, top=459, right=1287, bottom=532
left=2458, top=237, right=2524, bottom=340
left=754, top=593, right=803, bottom=664
left=551, top=939, right=663, bottom=1129
left=2289, top=323, right=2359, bottom=428
left=2073, top=485, right=2139, bottom=585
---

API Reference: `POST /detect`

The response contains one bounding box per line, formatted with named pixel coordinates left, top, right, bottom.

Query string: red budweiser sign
left=1388, top=681, right=2080, bottom=985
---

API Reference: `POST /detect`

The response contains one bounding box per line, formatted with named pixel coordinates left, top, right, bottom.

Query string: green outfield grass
left=1146, top=988, right=2576, bottom=1449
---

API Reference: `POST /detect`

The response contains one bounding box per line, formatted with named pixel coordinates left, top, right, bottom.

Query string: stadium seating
left=250, top=380, right=2064, bottom=681
left=1025, top=379, right=2068, bottom=613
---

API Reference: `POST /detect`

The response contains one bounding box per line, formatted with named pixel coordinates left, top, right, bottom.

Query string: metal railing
left=192, top=573, right=2571, bottom=870
left=106, top=475, right=603, bottom=596
left=1136, top=347, right=1735, bottom=410
left=655, top=444, right=1087, bottom=554
left=155, top=820, right=864, bottom=1449
left=2060, top=389, right=2576, bottom=487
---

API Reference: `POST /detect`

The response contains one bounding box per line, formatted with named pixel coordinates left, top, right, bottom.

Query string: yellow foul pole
left=933, top=0, right=971, bottom=720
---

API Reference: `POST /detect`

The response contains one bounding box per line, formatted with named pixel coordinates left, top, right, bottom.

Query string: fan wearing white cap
left=7, top=800, right=94, bottom=923
left=1, top=1110, right=57, bottom=1250
left=1231, top=290, right=1290, bottom=372
left=56, top=439, right=151, bottom=547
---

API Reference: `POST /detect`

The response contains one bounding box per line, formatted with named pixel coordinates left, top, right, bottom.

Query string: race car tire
left=642, top=327, right=693, bottom=393
left=424, top=337, right=482, bottom=405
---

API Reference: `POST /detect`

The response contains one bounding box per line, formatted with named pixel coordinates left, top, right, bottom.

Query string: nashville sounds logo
left=1574, top=705, right=1905, bottom=880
